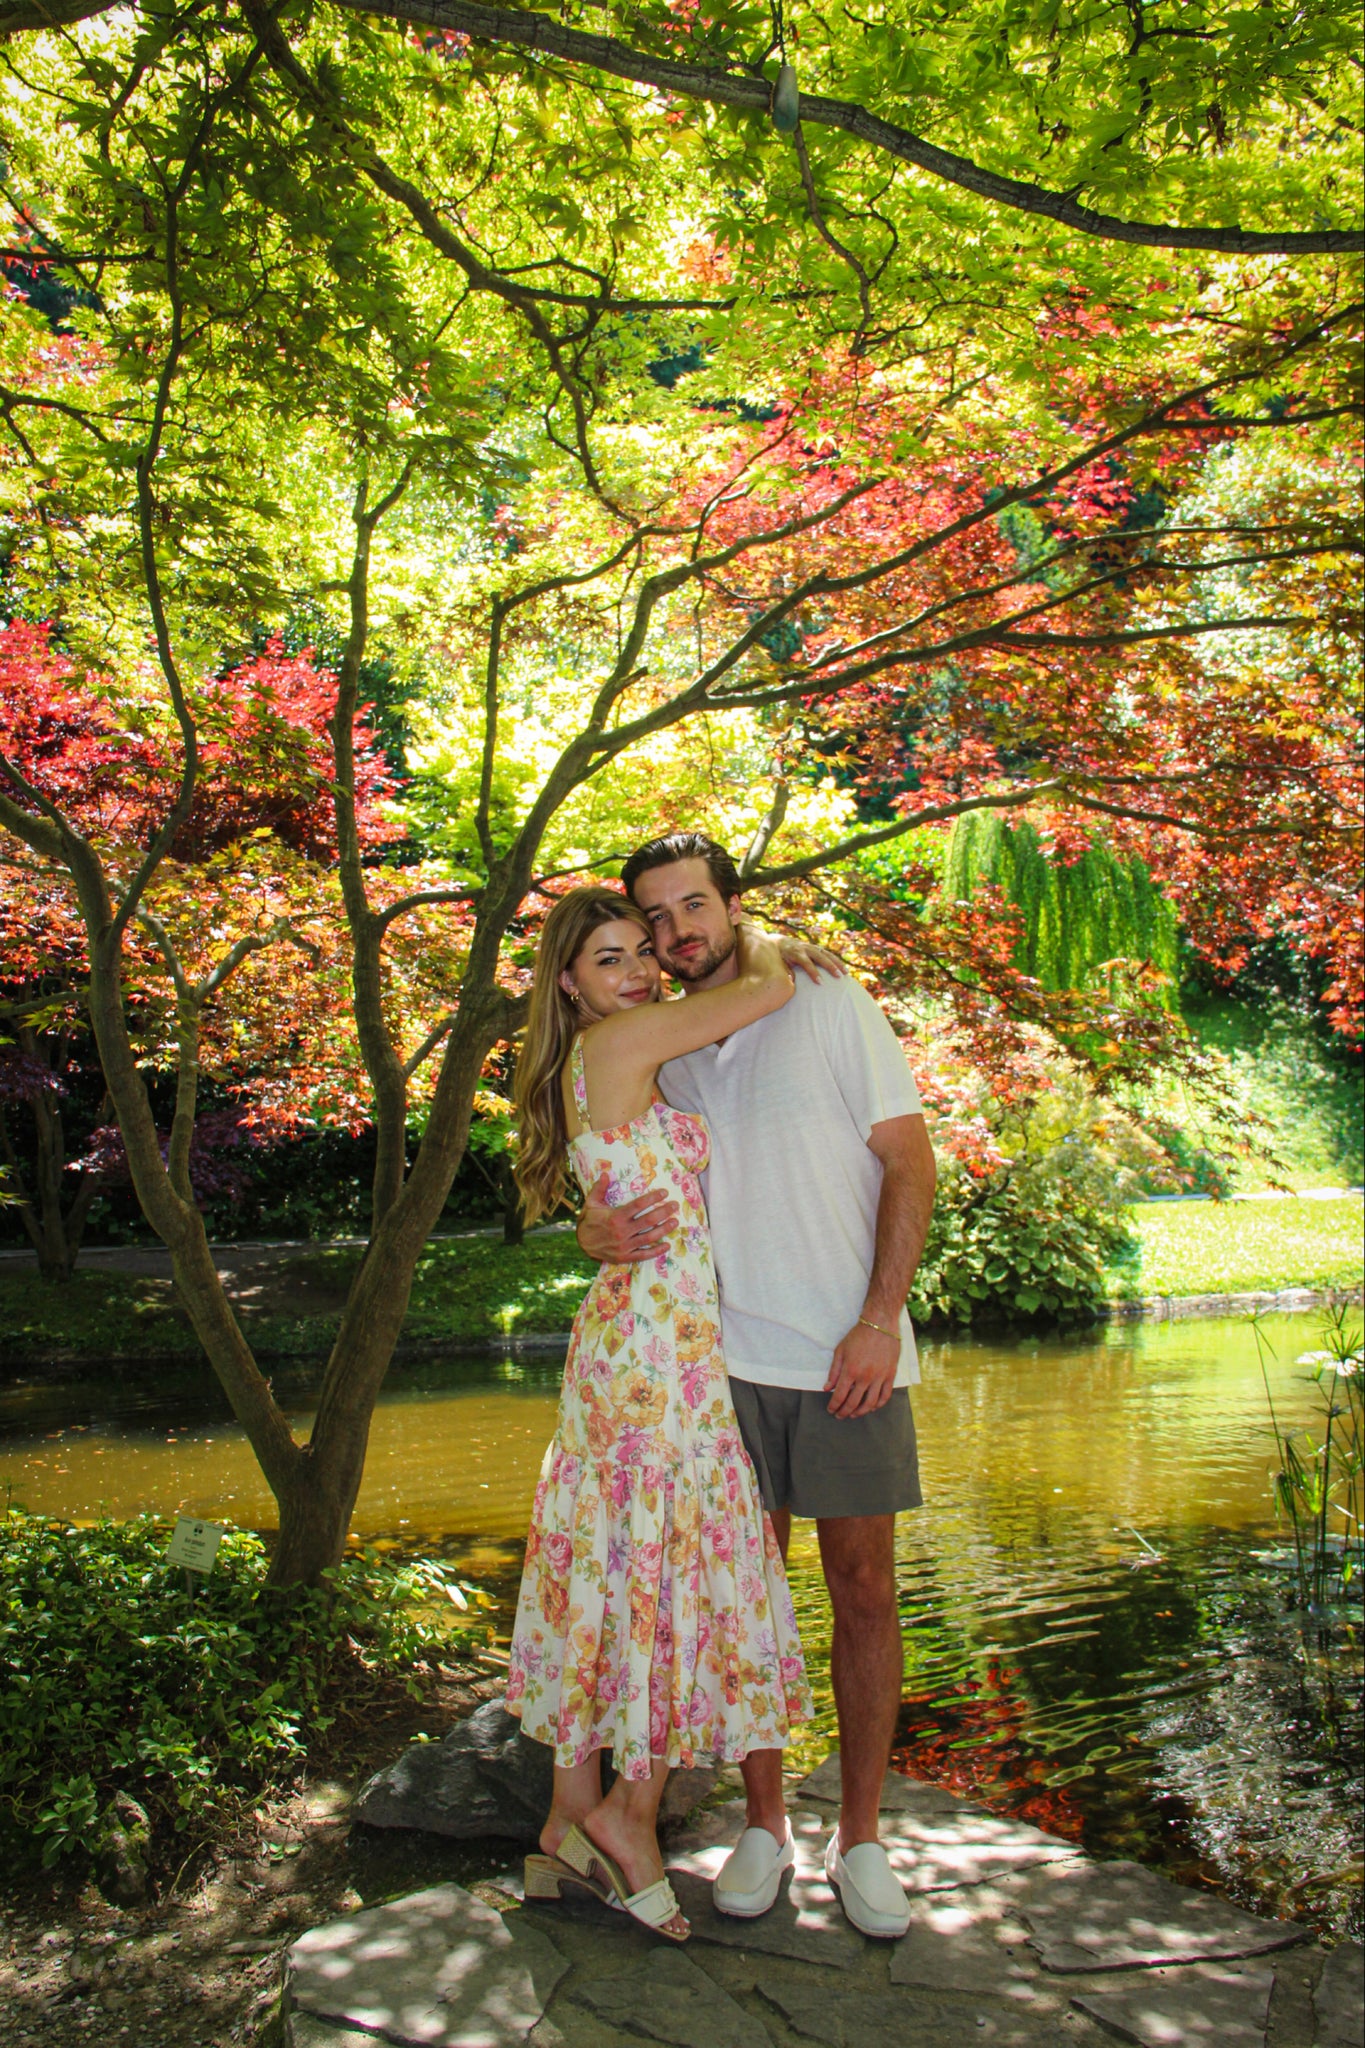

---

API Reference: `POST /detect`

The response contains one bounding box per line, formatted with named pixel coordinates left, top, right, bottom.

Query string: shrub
left=908, top=1036, right=1151, bottom=1325
left=0, top=1512, right=491, bottom=1874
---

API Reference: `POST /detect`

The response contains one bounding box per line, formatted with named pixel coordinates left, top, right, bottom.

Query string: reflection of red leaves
left=892, top=1666, right=1088, bottom=1843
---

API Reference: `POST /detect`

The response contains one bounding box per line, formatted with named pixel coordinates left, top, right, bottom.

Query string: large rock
left=575, top=1949, right=768, bottom=2048
left=356, top=1705, right=553, bottom=1844
left=1017, top=1859, right=1303, bottom=1972
left=1314, top=1940, right=1365, bottom=2048
left=1070, top=1960, right=1276, bottom=2047
left=355, top=1700, right=718, bottom=1845
left=287, top=1882, right=567, bottom=2047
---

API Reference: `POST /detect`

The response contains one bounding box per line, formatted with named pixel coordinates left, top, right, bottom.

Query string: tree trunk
left=1, top=1079, right=97, bottom=1283
left=270, top=1449, right=365, bottom=1585
left=498, top=1159, right=524, bottom=1246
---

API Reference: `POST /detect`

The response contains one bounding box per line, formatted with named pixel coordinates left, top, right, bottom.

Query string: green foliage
left=945, top=814, right=1180, bottom=1004
left=910, top=1165, right=1135, bottom=1327
left=1253, top=1308, right=1363, bottom=1612
left=910, top=1063, right=1148, bottom=1325
left=1182, top=997, right=1364, bottom=1188
left=0, top=1512, right=489, bottom=1871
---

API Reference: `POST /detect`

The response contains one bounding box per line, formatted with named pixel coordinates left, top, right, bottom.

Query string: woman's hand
left=775, top=935, right=846, bottom=984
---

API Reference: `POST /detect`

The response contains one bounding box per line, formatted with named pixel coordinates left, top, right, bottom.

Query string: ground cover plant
left=0, top=1510, right=491, bottom=1880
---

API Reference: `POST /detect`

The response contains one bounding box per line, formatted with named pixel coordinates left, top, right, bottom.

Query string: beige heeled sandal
left=522, top=1851, right=613, bottom=1905
left=557, top=1824, right=690, bottom=1943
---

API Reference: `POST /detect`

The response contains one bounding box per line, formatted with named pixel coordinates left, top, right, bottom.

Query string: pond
left=2, top=1311, right=1360, bottom=1942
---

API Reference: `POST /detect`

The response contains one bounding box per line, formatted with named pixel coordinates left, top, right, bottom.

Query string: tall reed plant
left=1253, top=1306, right=1363, bottom=1615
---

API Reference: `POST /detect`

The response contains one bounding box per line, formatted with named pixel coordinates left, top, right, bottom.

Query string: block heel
left=523, top=1853, right=567, bottom=1900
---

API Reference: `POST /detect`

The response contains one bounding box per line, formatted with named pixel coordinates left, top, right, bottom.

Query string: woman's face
left=561, top=919, right=661, bottom=1020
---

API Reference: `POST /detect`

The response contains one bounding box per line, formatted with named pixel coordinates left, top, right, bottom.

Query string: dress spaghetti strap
left=570, top=1034, right=591, bottom=1131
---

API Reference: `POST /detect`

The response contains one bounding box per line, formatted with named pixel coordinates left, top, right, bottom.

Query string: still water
left=2, top=1313, right=1360, bottom=1938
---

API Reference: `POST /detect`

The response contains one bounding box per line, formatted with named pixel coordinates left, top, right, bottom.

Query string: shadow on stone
left=1313, top=1939, right=1365, bottom=2048
left=575, top=1947, right=768, bottom=2048
left=1015, top=1859, right=1304, bottom=1973
left=1071, top=1959, right=1275, bottom=2047
left=755, top=1974, right=1054, bottom=2046
left=288, top=1881, right=566, bottom=2047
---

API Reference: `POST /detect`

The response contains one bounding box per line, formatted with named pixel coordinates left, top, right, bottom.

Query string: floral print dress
left=506, top=1036, right=810, bottom=1779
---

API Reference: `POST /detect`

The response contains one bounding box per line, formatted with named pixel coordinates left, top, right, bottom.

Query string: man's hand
left=576, top=1169, right=679, bottom=1263
left=824, top=1319, right=900, bottom=1419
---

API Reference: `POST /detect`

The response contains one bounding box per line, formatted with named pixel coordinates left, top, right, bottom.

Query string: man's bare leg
left=817, top=1513, right=902, bottom=1850
left=739, top=1508, right=792, bottom=1842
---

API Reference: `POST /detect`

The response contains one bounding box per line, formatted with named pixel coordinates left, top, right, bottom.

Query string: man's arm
left=576, top=1169, right=680, bottom=1263
left=824, top=1113, right=937, bottom=1420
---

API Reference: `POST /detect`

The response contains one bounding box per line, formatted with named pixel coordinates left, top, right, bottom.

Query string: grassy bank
left=0, top=1230, right=597, bottom=1365
left=1113, top=1195, right=1364, bottom=1300
left=1, top=1199, right=1361, bottom=1367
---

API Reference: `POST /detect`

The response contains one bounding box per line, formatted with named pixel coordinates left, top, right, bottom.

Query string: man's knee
left=818, top=1516, right=898, bottom=1620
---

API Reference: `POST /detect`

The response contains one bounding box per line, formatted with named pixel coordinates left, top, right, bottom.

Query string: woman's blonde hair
left=512, top=887, right=654, bottom=1226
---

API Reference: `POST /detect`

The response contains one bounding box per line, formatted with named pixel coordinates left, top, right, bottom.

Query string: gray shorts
left=729, top=1379, right=922, bottom=1520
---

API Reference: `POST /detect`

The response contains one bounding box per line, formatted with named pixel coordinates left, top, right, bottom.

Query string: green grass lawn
left=0, top=1229, right=597, bottom=1363
left=1119, top=1195, right=1365, bottom=1299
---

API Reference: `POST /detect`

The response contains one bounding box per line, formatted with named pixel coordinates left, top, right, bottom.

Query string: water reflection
left=2, top=1314, right=1360, bottom=1938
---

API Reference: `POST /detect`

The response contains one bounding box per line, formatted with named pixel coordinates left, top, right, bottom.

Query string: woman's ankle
left=541, top=1802, right=593, bottom=1855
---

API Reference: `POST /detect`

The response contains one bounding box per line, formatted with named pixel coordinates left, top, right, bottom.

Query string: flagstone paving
left=284, top=1758, right=1359, bottom=2048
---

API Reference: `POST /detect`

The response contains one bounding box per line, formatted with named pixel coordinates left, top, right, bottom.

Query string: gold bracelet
left=858, top=1315, right=897, bottom=1340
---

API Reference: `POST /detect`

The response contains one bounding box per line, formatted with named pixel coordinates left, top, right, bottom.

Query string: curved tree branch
left=5, top=0, right=1356, bottom=255
left=340, top=0, right=1363, bottom=258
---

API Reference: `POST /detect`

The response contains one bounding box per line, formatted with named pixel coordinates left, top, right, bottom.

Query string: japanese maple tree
left=0, top=7, right=1355, bottom=1586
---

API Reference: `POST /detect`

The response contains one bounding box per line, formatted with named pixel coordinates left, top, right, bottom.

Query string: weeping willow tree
left=945, top=815, right=1181, bottom=1006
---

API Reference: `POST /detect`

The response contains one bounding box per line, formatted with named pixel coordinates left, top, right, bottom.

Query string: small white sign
left=166, top=1518, right=225, bottom=1573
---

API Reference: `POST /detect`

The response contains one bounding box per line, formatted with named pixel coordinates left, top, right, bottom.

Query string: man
left=576, top=831, right=936, bottom=1938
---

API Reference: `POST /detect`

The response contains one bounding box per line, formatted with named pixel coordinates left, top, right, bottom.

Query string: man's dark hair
left=621, top=831, right=743, bottom=906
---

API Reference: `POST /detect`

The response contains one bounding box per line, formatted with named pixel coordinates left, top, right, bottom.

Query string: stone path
left=284, top=1757, right=1362, bottom=2048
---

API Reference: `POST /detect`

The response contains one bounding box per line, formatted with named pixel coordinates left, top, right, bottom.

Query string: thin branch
left=402, top=1011, right=456, bottom=1080
left=475, top=597, right=506, bottom=870
left=373, top=883, right=481, bottom=934
left=738, top=780, right=790, bottom=880
left=749, top=781, right=1070, bottom=885
left=791, top=123, right=872, bottom=347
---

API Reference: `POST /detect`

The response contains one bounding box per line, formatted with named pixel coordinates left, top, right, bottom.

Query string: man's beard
left=666, top=923, right=738, bottom=985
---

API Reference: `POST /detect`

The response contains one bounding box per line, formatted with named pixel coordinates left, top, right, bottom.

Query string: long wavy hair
left=513, top=887, right=655, bottom=1227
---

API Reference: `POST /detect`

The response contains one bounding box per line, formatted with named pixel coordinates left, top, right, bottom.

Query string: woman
left=506, top=886, right=811, bottom=1942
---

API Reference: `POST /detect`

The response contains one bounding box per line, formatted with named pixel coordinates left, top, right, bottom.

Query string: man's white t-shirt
left=659, top=974, right=924, bottom=1392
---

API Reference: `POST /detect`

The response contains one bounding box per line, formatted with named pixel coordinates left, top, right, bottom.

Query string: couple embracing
left=504, top=833, right=936, bottom=1943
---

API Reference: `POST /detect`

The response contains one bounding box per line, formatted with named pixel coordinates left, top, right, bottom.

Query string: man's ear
left=726, top=894, right=743, bottom=926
